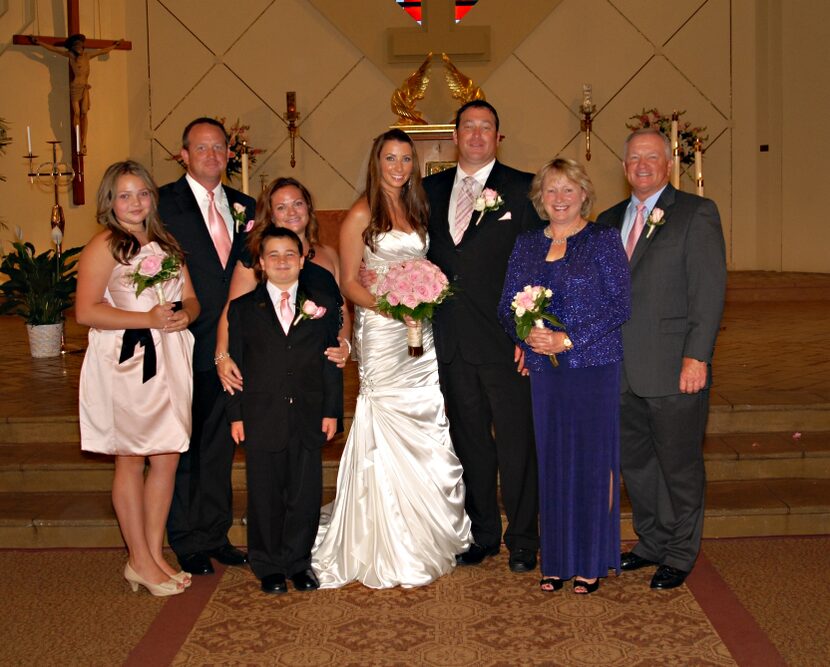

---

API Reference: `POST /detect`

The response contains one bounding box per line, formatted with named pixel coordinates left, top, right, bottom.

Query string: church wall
left=1, top=0, right=828, bottom=272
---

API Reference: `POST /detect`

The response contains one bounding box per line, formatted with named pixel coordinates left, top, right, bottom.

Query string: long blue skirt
left=531, top=361, right=621, bottom=580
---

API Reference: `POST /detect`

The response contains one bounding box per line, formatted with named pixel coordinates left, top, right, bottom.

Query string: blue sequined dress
left=498, top=223, right=630, bottom=580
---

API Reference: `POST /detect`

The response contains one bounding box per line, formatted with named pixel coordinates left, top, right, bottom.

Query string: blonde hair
left=529, top=157, right=595, bottom=220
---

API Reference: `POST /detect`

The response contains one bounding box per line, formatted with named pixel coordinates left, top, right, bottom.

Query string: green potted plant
left=0, top=240, right=82, bottom=357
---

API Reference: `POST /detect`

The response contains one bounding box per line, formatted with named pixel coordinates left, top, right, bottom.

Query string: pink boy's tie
left=207, top=190, right=231, bottom=268
left=452, top=176, right=477, bottom=245
left=625, top=204, right=647, bottom=260
left=279, top=291, right=293, bottom=334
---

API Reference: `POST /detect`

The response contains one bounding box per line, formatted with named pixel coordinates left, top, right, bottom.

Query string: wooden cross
left=13, top=0, right=131, bottom=205
left=388, top=0, right=489, bottom=63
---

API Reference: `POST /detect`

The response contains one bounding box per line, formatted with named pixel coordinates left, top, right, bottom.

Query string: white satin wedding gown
left=312, top=230, right=471, bottom=588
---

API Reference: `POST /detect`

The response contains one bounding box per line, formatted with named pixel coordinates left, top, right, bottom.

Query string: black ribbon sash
left=119, top=301, right=182, bottom=384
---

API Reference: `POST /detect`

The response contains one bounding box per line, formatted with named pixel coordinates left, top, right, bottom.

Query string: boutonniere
left=231, top=203, right=255, bottom=233
left=293, top=297, right=327, bottom=326
left=645, top=207, right=666, bottom=239
left=473, top=188, right=504, bottom=225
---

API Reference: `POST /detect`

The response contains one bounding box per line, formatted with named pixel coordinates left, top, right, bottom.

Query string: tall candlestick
left=27, top=126, right=32, bottom=154
left=75, top=125, right=81, bottom=151
left=694, top=139, right=704, bottom=197
left=241, top=142, right=250, bottom=195
left=670, top=112, right=680, bottom=189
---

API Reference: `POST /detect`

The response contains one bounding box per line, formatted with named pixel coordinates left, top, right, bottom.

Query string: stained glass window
left=395, top=1, right=478, bottom=24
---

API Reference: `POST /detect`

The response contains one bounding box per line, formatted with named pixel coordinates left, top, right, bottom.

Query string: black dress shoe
left=178, top=552, right=214, bottom=575
left=206, top=544, right=249, bottom=566
left=456, top=543, right=500, bottom=566
left=290, top=569, right=320, bottom=591
left=620, top=551, right=658, bottom=571
left=650, top=565, right=688, bottom=590
left=261, top=573, right=287, bottom=594
left=508, top=548, right=537, bottom=573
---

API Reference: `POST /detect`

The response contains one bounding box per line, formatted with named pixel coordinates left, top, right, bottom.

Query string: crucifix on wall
left=13, top=0, right=131, bottom=205
left=388, top=0, right=490, bottom=62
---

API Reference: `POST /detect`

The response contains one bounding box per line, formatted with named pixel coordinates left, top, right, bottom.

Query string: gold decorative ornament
left=391, top=53, right=433, bottom=125
left=442, top=53, right=485, bottom=105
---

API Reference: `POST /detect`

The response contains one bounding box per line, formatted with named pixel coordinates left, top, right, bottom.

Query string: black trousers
left=438, top=356, right=538, bottom=552
left=167, top=369, right=236, bottom=558
left=245, top=442, right=322, bottom=579
left=620, top=385, right=709, bottom=571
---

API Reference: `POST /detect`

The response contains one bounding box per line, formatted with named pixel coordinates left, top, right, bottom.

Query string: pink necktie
left=207, top=190, right=231, bottom=268
left=625, top=204, right=647, bottom=260
left=279, top=291, right=293, bottom=334
left=452, top=176, right=477, bottom=245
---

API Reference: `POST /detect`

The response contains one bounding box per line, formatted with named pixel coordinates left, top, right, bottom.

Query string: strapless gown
left=79, top=242, right=194, bottom=456
left=312, top=230, right=471, bottom=588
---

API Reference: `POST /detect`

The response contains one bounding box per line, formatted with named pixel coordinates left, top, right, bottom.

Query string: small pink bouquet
left=231, top=203, right=255, bottom=233
left=127, top=254, right=181, bottom=305
left=473, top=188, right=504, bottom=225
left=293, top=297, right=327, bottom=326
left=376, top=258, right=452, bottom=357
left=511, top=284, right=565, bottom=367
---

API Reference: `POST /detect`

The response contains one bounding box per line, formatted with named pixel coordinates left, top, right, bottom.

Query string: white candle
left=241, top=148, right=250, bottom=195
left=75, top=125, right=80, bottom=149
left=695, top=146, right=704, bottom=196
left=670, top=116, right=680, bottom=189
left=27, top=126, right=32, bottom=154
left=582, top=83, right=592, bottom=111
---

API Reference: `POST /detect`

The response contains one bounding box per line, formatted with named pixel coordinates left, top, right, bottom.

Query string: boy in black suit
left=226, top=226, right=342, bottom=594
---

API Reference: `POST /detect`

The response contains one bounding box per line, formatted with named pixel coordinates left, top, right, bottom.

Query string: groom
left=424, top=100, right=541, bottom=573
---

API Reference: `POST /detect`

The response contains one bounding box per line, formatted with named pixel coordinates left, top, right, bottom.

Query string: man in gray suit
left=596, top=128, right=726, bottom=590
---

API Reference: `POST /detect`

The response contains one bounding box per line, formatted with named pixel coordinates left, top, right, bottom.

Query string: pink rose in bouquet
left=138, top=255, right=163, bottom=278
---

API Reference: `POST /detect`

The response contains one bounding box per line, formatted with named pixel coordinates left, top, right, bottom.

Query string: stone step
left=2, top=432, right=828, bottom=494
left=725, top=272, right=830, bottom=302
left=2, top=479, right=828, bottom=548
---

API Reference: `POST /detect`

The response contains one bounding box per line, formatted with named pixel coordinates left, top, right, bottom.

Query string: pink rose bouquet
left=127, top=254, right=181, bottom=304
left=375, top=258, right=452, bottom=357
left=510, top=284, right=565, bottom=367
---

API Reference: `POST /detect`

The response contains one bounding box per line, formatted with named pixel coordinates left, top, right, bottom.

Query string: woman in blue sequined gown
left=498, top=158, right=630, bottom=594
left=312, top=129, right=471, bottom=588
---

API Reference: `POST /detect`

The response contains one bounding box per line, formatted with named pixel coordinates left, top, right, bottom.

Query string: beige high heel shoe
left=124, top=563, right=184, bottom=596
left=171, top=571, right=192, bottom=587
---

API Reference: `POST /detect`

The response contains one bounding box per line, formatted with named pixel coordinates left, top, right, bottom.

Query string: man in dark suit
left=424, top=100, right=540, bottom=573
left=596, top=128, right=726, bottom=590
left=227, top=226, right=342, bottom=594
left=159, top=117, right=255, bottom=575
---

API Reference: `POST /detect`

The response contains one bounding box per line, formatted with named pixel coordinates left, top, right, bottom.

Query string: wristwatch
left=562, top=336, right=573, bottom=351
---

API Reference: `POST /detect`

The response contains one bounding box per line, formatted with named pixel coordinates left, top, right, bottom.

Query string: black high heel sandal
left=539, top=577, right=564, bottom=592
left=573, top=578, right=599, bottom=594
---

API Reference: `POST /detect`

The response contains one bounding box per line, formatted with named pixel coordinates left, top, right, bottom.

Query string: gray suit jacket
left=596, top=184, right=726, bottom=397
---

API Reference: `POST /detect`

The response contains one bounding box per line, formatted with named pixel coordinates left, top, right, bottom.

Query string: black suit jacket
left=158, top=175, right=256, bottom=372
left=596, top=184, right=726, bottom=397
left=424, top=161, right=542, bottom=364
left=225, top=281, right=343, bottom=452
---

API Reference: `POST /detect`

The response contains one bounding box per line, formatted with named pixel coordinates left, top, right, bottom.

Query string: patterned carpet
left=5, top=538, right=827, bottom=666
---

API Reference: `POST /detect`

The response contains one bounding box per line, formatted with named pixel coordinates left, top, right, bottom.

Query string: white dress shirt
left=185, top=173, right=234, bottom=238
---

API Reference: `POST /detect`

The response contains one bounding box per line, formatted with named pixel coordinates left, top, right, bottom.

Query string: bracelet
left=342, top=338, right=352, bottom=355
left=214, top=352, right=231, bottom=365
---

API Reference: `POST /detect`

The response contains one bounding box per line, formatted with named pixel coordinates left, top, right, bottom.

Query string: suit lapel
left=630, top=184, right=676, bottom=269
left=457, top=161, right=504, bottom=247
left=432, top=169, right=455, bottom=244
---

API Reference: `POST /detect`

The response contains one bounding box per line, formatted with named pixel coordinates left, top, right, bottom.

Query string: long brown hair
left=253, top=176, right=320, bottom=247
left=362, top=128, right=429, bottom=251
left=96, top=160, right=184, bottom=264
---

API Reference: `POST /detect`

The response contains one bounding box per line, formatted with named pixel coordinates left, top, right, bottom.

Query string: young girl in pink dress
left=77, top=161, right=200, bottom=596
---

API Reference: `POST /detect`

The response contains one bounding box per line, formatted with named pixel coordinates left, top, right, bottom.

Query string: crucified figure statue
left=29, top=33, right=122, bottom=155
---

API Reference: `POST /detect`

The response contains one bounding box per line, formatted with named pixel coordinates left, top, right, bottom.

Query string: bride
left=312, top=129, right=471, bottom=588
